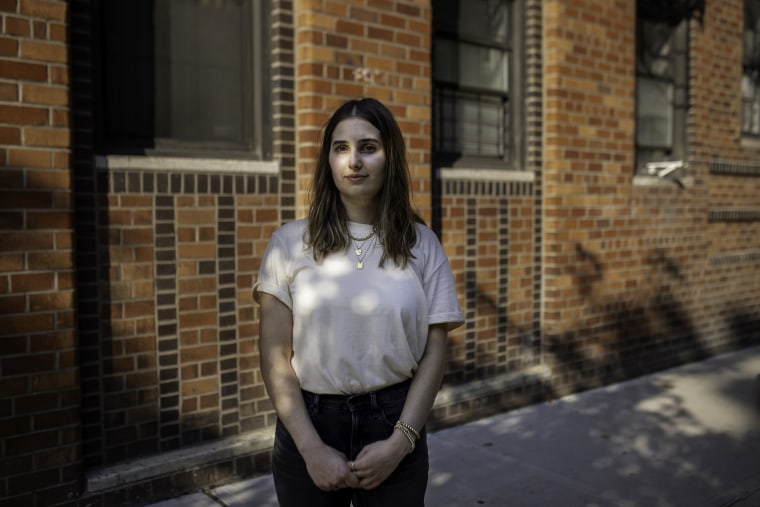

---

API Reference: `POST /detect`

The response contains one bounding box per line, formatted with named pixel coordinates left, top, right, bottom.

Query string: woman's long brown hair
left=306, top=98, right=423, bottom=268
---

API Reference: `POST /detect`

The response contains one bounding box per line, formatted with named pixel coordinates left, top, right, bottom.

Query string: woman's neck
left=342, top=200, right=377, bottom=225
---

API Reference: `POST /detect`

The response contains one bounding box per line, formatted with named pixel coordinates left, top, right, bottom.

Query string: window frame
left=742, top=0, right=760, bottom=138
left=634, top=15, right=690, bottom=175
left=92, top=0, right=271, bottom=160
left=431, top=0, right=525, bottom=171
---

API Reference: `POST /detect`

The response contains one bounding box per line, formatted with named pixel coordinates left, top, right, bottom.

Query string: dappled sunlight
left=425, top=347, right=760, bottom=507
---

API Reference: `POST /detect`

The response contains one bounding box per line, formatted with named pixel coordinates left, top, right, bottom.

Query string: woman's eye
left=361, top=144, right=376, bottom=153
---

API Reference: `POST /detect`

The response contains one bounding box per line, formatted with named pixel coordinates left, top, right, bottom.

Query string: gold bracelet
left=396, top=420, right=420, bottom=440
left=394, top=422, right=416, bottom=451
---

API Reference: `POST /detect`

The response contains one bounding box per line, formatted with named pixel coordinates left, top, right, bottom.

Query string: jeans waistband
left=302, top=379, right=411, bottom=411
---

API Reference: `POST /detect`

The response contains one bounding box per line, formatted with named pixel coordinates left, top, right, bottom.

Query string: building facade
left=1, top=0, right=759, bottom=505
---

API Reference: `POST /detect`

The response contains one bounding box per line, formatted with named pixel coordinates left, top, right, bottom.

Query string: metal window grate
left=434, top=87, right=508, bottom=159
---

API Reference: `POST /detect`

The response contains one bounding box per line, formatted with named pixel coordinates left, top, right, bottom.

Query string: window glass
left=432, top=0, right=516, bottom=168
left=457, top=0, right=509, bottom=43
left=636, top=78, right=674, bottom=148
left=743, top=0, right=760, bottom=136
left=635, top=17, right=688, bottom=171
left=435, top=39, right=508, bottom=92
left=99, top=0, right=267, bottom=156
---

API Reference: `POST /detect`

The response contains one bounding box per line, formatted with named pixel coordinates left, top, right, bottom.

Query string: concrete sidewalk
left=149, top=346, right=760, bottom=507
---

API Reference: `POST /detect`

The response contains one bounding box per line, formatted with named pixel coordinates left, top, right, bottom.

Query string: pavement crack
left=202, top=489, right=228, bottom=507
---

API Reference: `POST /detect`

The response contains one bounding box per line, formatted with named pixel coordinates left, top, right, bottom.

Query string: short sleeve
left=419, top=227, right=465, bottom=330
left=252, top=232, right=293, bottom=309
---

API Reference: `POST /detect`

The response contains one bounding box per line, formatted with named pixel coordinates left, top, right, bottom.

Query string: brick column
left=0, top=1, right=81, bottom=505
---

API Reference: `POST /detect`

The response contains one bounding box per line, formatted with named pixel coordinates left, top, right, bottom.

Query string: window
left=743, top=0, right=760, bottom=137
left=635, top=16, right=689, bottom=172
left=96, top=0, right=270, bottom=158
left=432, top=0, right=523, bottom=169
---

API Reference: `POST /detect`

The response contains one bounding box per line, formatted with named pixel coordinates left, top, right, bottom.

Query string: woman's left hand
left=351, top=430, right=410, bottom=490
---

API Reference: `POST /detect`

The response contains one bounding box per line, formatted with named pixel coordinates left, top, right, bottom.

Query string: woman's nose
left=349, top=149, right=362, bottom=169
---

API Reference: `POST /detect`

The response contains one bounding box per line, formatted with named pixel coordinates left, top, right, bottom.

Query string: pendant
left=355, top=247, right=362, bottom=256
left=357, top=260, right=364, bottom=270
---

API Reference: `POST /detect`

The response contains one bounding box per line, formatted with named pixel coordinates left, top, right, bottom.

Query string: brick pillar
left=541, top=0, right=638, bottom=381
left=0, top=1, right=81, bottom=505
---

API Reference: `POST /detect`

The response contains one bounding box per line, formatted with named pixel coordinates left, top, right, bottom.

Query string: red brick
left=0, top=82, right=18, bottom=100
left=7, top=148, right=51, bottom=168
left=335, top=19, right=363, bottom=37
left=28, top=289, right=73, bottom=311
left=0, top=104, right=47, bottom=125
left=0, top=252, right=24, bottom=270
left=21, top=83, right=68, bottom=106
left=349, top=6, right=377, bottom=23
left=31, top=369, right=77, bottom=392
left=23, top=127, right=69, bottom=147
left=19, top=39, right=67, bottom=63
left=4, top=16, right=30, bottom=37
left=26, top=211, right=72, bottom=229
left=19, top=0, right=67, bottom=21
left=1, top=352, right=56, bottom=376
left=0, top=190, right=55, bottom=209
left=2, top=232, right=55, bottom=252
left=396, top=3, right=420, bottom=16
left=11, top=272, right=58, bottom=296
left=32, top=19, right=46, bottom=39
left=367, top=25, right=394, bottom=42
left=0, top=60, right=47, bottom=81
left=0, top=36, right=19, bottom=57
left=51, top=108, right=68, bottom=126
left=49, top=22, right=66, bottom=42
left=0, top=126, right=21, bottom=144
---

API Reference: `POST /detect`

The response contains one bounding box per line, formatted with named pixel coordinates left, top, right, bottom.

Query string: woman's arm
left=352, top=323, right=449, bottom=489
left=258, top=292, right=359, bottom=490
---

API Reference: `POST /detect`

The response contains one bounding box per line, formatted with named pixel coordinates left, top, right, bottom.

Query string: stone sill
left=439, top=168, right=535, bottom=182
left=95, top=155, right=279, bottom=175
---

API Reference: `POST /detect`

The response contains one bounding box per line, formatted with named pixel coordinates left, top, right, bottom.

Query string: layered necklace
left=349, top=227, right=377, bottom=270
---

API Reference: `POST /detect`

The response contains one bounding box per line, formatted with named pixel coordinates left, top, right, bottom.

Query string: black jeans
left=271, top=380, right=428, bottom=507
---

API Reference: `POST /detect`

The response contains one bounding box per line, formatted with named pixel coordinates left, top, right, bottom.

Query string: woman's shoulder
left=272, top=218, right=308, bottom=240
left=414, top=222, right=440, bottom=246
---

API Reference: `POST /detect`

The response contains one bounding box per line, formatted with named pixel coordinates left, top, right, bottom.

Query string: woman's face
left=328, top=117, right=386, bottom=214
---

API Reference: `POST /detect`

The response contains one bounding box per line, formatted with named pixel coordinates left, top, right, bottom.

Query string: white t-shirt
left=253, top=219, right=464, bottom=394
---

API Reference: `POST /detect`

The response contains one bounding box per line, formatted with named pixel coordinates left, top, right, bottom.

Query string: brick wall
left=540, top=0, right=760, bottom=396
left=0, top=1, right=81, bottom=505
left=3, top=0, right=760, bottom=506
left=63, top=1, right=289, bottom=505
left=696, top=0, right=760, bottom=346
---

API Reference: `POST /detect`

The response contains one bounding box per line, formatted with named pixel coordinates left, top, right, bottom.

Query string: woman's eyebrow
left=331, top=137, right=380, bottom=146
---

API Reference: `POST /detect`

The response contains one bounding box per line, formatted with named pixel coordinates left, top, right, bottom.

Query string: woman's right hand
left=301, top=443, right=360, bottom=491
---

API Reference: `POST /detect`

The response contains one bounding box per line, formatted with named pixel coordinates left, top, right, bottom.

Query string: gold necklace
left=349, top=228, right=376, bottom=270
left=349, top=228, right=376, bottom=243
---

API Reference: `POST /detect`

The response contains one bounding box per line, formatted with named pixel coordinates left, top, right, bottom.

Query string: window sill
left=740, top=135, right=760, bottom=150
left=633, top=174, right=694, bottom=188
left=439, top=167, right=534, bottom=183
left=95, top=154, right=279, bottom=175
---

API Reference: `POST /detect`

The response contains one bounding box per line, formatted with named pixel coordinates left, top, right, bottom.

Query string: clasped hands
left=302, top=432, right=410, bottom=491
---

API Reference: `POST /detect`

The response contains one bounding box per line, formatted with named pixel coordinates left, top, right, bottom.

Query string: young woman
left=254, top=98, right=464, bottom=507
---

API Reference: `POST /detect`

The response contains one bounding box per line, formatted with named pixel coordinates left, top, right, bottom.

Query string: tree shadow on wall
left=545, top=246, right=702, bottom=393
left=543, top=244, right=760, bottom=399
